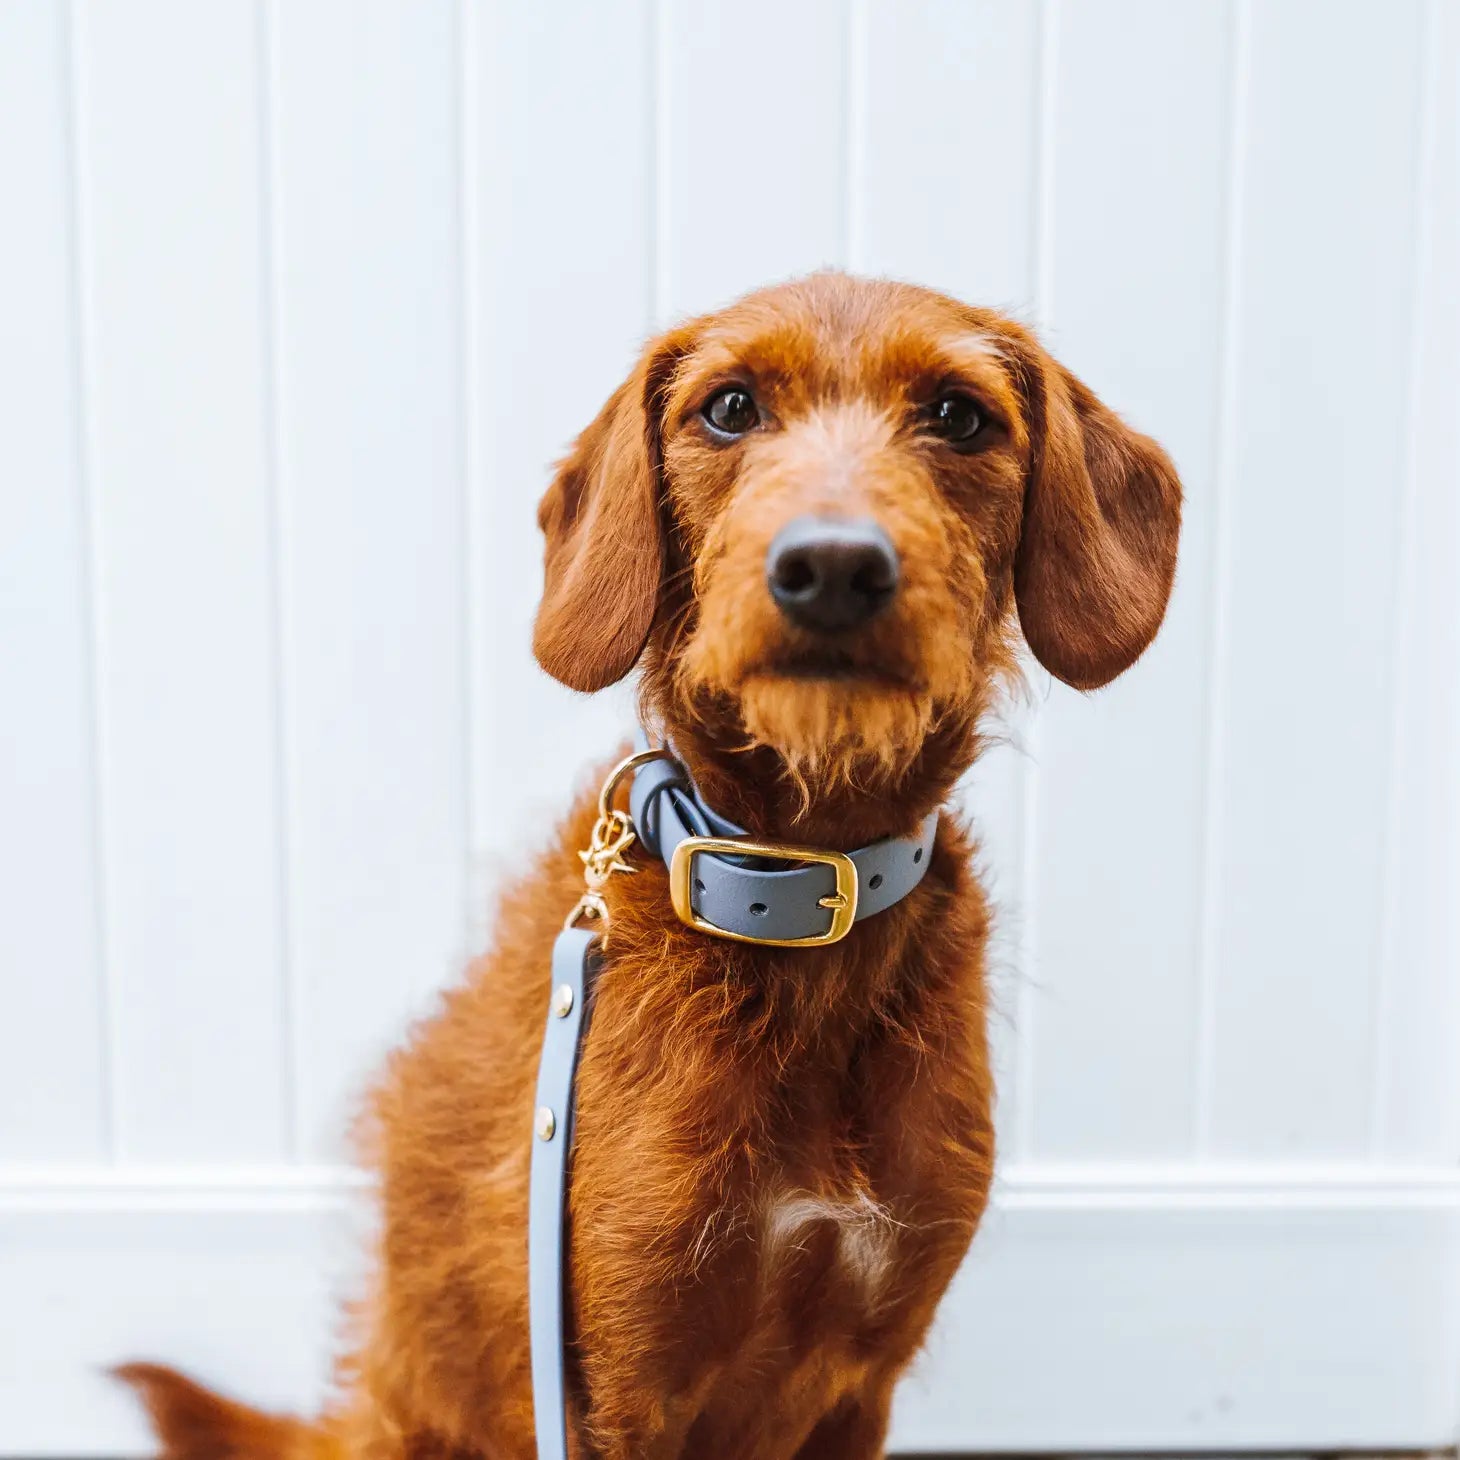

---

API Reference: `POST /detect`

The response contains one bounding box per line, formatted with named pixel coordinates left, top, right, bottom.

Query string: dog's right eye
left=924, top=392, right=985, bottom=446
left=702, top=388, right=759, bottom=437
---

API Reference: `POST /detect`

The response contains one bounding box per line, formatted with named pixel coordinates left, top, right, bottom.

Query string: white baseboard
left=894, top=1166, right=1460, bottom=1453
left=3, top=1164, right=1458, bottom=1455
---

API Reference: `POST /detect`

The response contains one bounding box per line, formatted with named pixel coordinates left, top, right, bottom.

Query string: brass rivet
left=551, top=984, right=574, bottom=1018
left=535, top=1106, right=557, bottom=1142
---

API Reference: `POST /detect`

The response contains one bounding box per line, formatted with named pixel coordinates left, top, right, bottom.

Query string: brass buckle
left=668, top=837, right=859, bottom=947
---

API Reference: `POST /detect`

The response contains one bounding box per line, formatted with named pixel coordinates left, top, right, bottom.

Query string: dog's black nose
left=766, top=516, right=900, bottom=633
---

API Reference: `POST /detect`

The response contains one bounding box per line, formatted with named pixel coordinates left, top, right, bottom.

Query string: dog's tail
left=114, top=1363, right=341, bottom=1460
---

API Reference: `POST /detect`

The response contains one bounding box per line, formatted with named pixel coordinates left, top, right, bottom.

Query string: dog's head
left=533, top=274, right=1180, bottom=818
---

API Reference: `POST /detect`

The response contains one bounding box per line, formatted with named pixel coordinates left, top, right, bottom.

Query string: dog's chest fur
left=654, top=1097, right=916, bottom=1334
left=652, top=1035, right=922, bottom=1341
left=561, top=830, right=994, bottom=1454
left=759, top=1184, right=899, bottom=1307
left=648, top=1084, right=938, bottom=1364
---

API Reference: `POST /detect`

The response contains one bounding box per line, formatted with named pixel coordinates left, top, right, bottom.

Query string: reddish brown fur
left=121, top=274, right=1180, bottom=1459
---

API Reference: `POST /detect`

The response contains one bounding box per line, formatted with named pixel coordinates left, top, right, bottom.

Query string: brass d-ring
left=596, top=744, right=675, bottom=823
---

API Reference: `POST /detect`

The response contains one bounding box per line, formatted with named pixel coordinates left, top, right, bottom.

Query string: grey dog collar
left=628, top=746, right=939, bottom=944
left=529, top=743, right=942, bottom=1459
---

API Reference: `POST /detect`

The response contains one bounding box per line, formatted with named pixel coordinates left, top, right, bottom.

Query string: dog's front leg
left=788, top=1383, right=894, bottom=1460
left=575, top=1385, right=704, bottom=1460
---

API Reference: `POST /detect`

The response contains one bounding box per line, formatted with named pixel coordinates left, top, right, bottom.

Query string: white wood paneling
left=467, top=0, right=652, bottom=868
left=1023, top=0, right=1232, bottom=1157
left=857, top=0, right=1040, bottom=306
left=0, top=1, right=107, bottom=1160
left=0, top=1180, right=363, bottom=1458
left=3, top=0, right=1459, bottom=1451
left=893, top=1167, right=1460, bottom=1453
left=662, top=0, right=847, bottom=318
left=1207, top=0, right=1428, bottom=1156
left=74, top=0, right=288, bottom=1161
left=269, top=0, right=469, bottom=1157
left=856, top=0, right=1043, bottom=1161
left=5, top=1168, right=1457, bottom=1456
left=1373, top=0, right=1460, bottom=1163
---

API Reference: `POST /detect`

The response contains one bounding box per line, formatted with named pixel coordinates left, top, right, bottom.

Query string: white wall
left=2, top=0, right=1458, bottom=1453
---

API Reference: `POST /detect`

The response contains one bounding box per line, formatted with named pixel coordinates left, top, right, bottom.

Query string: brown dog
left=120, top=273, right=1180, bottom=1459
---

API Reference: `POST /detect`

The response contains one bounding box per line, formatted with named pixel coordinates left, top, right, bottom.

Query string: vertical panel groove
left=62, top=0, right=118, bottom=1162
left=1012, top=0, right=1059, bottom=1161
left=256, top=0, right=299, bottom=1159
left=1371, top=0, right=1442, bottom=1158
left=842, top=0, right=869, bottom=272
left=458, top=0, right=482, bottom=894
left=651, top=0, right=672, bottom=328
left=643, top=0, right=659, bottom=330
left=1193, top=0, right=1251, bottom=1155
left=1030, top=0, right=1059, bottom=334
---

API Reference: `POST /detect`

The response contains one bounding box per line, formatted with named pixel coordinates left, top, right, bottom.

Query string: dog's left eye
left=925, top=393, right=985, bottom=445
left=702, top=388, right=759, bottom=437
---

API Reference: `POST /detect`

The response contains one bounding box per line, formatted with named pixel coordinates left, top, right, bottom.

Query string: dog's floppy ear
left=1010, top=341, right=1182, bottom=691
left=532, top=335, right=687, bottom=692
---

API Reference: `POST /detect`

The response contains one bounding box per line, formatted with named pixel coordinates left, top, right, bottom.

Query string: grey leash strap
left=529, top=924, right=600, bottom=1460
